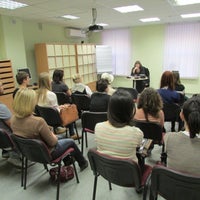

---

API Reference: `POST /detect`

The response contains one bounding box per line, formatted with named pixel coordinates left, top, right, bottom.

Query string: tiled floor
left=0, top=120, right=175, bottom=200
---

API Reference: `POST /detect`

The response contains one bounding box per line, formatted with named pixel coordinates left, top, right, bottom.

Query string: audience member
left=164, top=96, right=200, bottom=175
left=101, top=72, right=116, bottom=95
left=71, top=74, right=92, bottom=96
left=89, top=79, right=110, bottom=112
left=51, top=69, right=71, bottom=96
left=11, top=88, right=88, bottom=171
left=95, top=90, right=143, bottom=167
left=158, top=71, right=181, bottom=131
left=13, top=71, right=30, bottom=98
left=134, top=87, right=164, bottom=127
left=131, top=60, right=150, bottom=93
left=37, top=72, right=79, bottom=139
left=0, top=81, right=21, bottom=167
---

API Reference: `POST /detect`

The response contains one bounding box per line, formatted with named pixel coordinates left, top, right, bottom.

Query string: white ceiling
left=0, top=0, right=200, bottom=29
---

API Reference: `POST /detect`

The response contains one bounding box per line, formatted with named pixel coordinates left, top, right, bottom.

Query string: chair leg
left=85, top=132, right=88, bottom=148
left=143, top=174, right=151, bottom=200
left=24, top=158, right=28, bottom=190
left=72, top=160, right=79, bottom=183
left=81, top=130, right=84, bottom=153
left=92, top=175, right=98, bottom=200
left=56, top=162, right=62, bottom=200
left=44, top=164, right=49, bottom=171
left=21, top=155, right=24, bottom=187
left=108, top=181, right=112, bottom=190
left=74, top=122, right=80, bottom=144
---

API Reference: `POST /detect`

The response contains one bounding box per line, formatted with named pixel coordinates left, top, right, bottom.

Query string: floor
left=0, top=120, right=174, bottom=200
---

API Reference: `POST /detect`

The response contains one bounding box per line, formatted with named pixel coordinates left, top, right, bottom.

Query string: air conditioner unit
left=67, top=28, right=86, bottom=38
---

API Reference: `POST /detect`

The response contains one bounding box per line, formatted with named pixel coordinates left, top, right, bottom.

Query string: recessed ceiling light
left=62, top=15, right=80, bottom=20
left=181, top=13, right=200, bottom=18
left=113, top=5, right=143, bottom=13
left=97, top=23, right=109, bottom=27
left=0, top=0, right=28, bottom=10
left=140, top=17, right=160, bottom=22
left=168, top=0, right=200, bottom=6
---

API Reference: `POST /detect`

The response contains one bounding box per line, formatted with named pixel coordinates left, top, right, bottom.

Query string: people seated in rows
left=131, top=60, right=150, bottom=93
left=101, top=72, right=116, bottom=96
left=164, top=95, right=200, bottom=175
left=11, top=88, right=88, bottom=171
left=89, top=79, right=110, bottom=112
left=0, top=81, right=21, bottom=167
left=37, top=72, right=79, bottom=139
left=95, top=90, right=143, bottom=168
left=134, top=87, right=164, bottom=128
left=71, top=74, right=92, bottom=97
left=51, top=69, right=71, bottom=96
left=13, top=71, right=30, bottom=98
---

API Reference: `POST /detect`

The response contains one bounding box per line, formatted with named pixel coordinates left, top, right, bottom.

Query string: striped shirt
left=95, top=121, right=143, bottom=162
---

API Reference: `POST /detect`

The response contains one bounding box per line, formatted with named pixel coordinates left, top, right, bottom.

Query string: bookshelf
left=0, top=60, right=15, bottom=112
left=35, top=43, right=97, bottom=90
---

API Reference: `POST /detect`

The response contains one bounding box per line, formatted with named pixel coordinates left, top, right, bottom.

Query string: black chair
left=118, top=87, right=138, bottom=101
left=55, top=92, right=71, bottom=105
left=149, top=165, right=200, bottom=200
left=163, top=103, right=182, bottom=132
left=71, top=93, right=91, bottom=117
left=81, top=111, right=107, bottom=153
left=87, top=148, right=152, bottom=200
left=0, top=128, right=15, bottom=153
left=133, top=120, right=164, bottom=148
left=11, top=135, right=79, bottom=200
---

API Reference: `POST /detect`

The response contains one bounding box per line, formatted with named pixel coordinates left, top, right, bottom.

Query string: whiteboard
left=96, top=45, right=112, bottom=73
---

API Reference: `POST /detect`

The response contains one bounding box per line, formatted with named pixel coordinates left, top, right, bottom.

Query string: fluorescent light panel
left=140, top=17, right=160, bottom=22
left=113, top=5, right=143, bottom=13
left=181, top=13, right=200, bottom=18
left=0, top=0, right=28, bottom=10
left=62, top=15, right=79, bottom=19
left=170, top=0, right=200, bottom=5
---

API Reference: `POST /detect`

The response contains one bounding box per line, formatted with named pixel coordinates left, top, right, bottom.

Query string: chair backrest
left=150, top=165, right=200, bottom=200
left=163, top=103, right=181, bottom=122
left=117, top=87, right=138, bottom=101
left=11, top=134, right=51, bottom=163
left=35, top=105, right=62, bottom=128
left=0, top=128, right=14, bottom=149
left=81, top=111, right=107, bottom=132
left=87, top=148, right=142, bottom=189
left=71, top=93, right=91, bottom=112
left=133, top=120, right=163, bottom=144
left=55, top=92, right=71, bottom=105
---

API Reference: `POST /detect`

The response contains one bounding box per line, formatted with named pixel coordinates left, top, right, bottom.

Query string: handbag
left=49, top=165, right=74, bottom=182
left=60, top=104, right=79, bottom=126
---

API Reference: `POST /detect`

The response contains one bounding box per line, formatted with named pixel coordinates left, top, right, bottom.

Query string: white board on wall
left=96, top=45, right=112, bottom=73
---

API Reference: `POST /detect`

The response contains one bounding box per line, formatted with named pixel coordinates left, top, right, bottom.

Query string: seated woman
left=37, top=72, right=79, bottom=140
left=51, top=69, right=71, bottom=96
left=71, top=74, right=92, bottom=97
left=11, top=88, right=88, bottom=171
left=158, top=71, right=182, bottom=131
left=95, top=90, right=143, bottom=166
left=89, top=79, right=110, bottom=112
left=101, top=72, right=116, bottom=96
left=164, top=96, right=200, bottom=175
left=134, top=87, right=164, bottom=127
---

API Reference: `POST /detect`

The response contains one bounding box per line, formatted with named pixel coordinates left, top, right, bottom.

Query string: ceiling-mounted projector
left=88, top=24, right=103, bottom=32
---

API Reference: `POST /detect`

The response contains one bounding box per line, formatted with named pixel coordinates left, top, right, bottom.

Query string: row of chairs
left=87, top=148, right=200, bottom=200
left=0, top=128, right=79, bottom=200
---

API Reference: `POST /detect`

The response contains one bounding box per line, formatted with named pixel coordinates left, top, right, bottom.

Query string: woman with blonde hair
left=71, top=74, right=92, bottom=96
left=11, top=88, right=88, bottom=171
left=37, top=72, right=79, bottom=140
left=101, top=72, right=116, bottom=95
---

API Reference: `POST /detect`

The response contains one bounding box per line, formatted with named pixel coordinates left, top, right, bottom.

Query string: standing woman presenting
left=131, top=61, right=150, bottom=93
